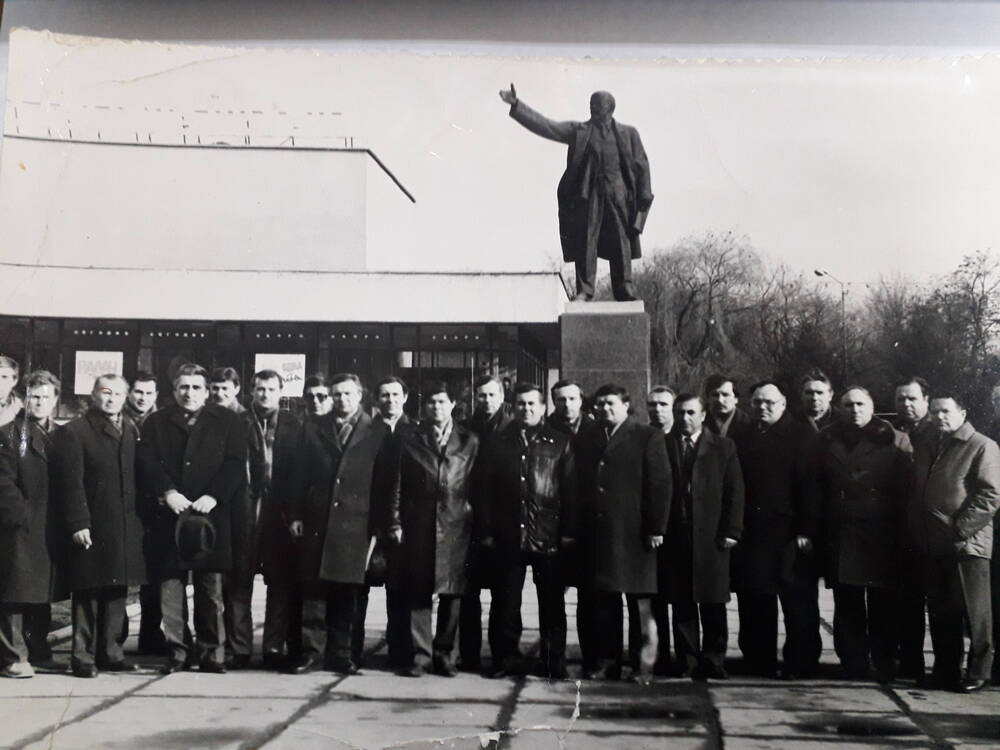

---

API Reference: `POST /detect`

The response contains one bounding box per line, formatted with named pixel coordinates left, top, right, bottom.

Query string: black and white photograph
left=2, top=0, right=1000, bottom=747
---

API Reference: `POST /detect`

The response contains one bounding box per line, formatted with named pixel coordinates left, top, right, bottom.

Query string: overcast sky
left=3, top=1, right=1000, bottom=287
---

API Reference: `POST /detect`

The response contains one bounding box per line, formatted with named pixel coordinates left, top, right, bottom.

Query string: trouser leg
left=958, top=557, right=993, bottom=681
left=351, top=585, right=370, bottom=665
left=160, top=578, right=189, bottom=663
left=96, top=588, right=127, bottom=665
left=700, top=603, right=729, bottom=669
left=867, top=585, right=899, bottom=676
left=23, top=604, right=51, bottom=662
left=626, top=594, right=641, bottom=670
left=223, top=570, right=255, bottom=658
left=924, top=557, right=964, bottom=684
left=263, top=582, right=295, bottom=656
left=137, top=582, right=164, bottom=650
left=594, top=591, right=624, bottom=672
left=191, top=571, right=225, bottom=666
left=626, top=595, right=658, bottom=676
left=897, top=550, right=927, bottom=676
left=576, top=587, right=597, bottom=672
left=433, top=594, right=462, bottom=665
left=458, top=591, right=482, bottom=668
left=672, top=598, right=701, bottom=674
left=300, top=582, right=329, bottom=661
left=737, top=592, right=778, bottom=674
left=489, top=562, right=526, bottom=667
left=0, top=606, right=28, bottom=666
left=650, top=595, right=672, bottom=672
left=833, top=585, right=869, bottom=675
left=409, top=594, right=433, bottom=669
left=327, top=583, right=358, bottom=665
left=608, top=242, right=635, bottom=300
left=533, top=556, right=567, bottom=670
left=71, top=592, right=98, bottom=667
left=779, top=580, right=822, bottom=676
left=385, top=586, right=412, bottom=667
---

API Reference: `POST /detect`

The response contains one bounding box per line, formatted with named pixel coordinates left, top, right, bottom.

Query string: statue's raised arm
left=499, top=88, right=653, bottom=302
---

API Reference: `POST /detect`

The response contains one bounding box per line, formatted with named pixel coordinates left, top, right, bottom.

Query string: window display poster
left=74, top=350, right=124, bottom=395
left=254, top=353, right=307, bottom=397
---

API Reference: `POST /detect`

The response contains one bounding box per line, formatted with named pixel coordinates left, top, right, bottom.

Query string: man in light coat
left=909, top=393, right=1000, bottom=693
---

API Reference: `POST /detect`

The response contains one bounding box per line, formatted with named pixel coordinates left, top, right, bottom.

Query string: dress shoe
left=0, top=662, right=34, bottom=679
left=159, top=659, right=187, bottom=675
left=72, top=663, right=99, bottom=679
left=98, top=661, right=138, bottom=673
left=400, top=663, right=428, bottom=678
left=584, top=664, right=622, bottom=681
left=199, top=661, right=227, bottom=674
left=227, top=654, right=252, bottom=670
left=328, top=658, right=359, bottom=676
left=916, top=674, right=958, bottom=691
left=537, top=660, right=568, bottom=680
left=434, top=658, right=458, bottom=678
left=699, top=664, right=728, bottom=680
left=457, top=657, right=481, bottom=673
left=288, top=656, right=321, bottom=675
left=136, top=637, right=169, bottom=656
left=958, top=678, right=987, bottom=694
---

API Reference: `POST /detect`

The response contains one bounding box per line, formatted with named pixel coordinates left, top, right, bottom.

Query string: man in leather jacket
left=478, top=382, right=577, bottom=678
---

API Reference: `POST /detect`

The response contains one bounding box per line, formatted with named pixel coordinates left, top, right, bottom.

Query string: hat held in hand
left=175, top=510, right=216, bottom=564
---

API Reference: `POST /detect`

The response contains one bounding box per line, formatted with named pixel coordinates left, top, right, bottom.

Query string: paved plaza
left=2, top=583, right=999, bottom=749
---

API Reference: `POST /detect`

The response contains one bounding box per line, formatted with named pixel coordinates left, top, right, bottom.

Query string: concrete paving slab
left=726, top=739, right=929, bottom=750
left=517, top=676, right=696, bottom=705
left=21, top=695, right=304, bottom=750
left=506, top=727, right=712, bottom=749
left=0, top=697, right=107, bottom=747
left=717, top=708, right=926, bottom=741
left=137, top=669, right=334, bottom=698
left=268, top=697, right=499, bottom=749
left=895, top=685, right=1000, bottom=715
left=711, top=683, right=900, bottom=712
left=0, top=671, right=155, bottom=698
left=510, top=694, right=709, bottom=736
left=265, top=723, right=494, bottom=749
left=329, top=671, right=515, bottom=701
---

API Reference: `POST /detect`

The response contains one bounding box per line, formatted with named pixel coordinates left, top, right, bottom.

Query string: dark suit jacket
left=662, top=429, right=744, bottom=603
left=292, top=410, right=391, bottom=584
left=54, top=409, right=146, bottom=591
left=137, top=402, right=248, bottom=576
left=705, top=408, right=752, bottom=441
left=0, top=417, right=57, bottom=603
left=510, top=100, right=652, bottom=263
left=575, top=417, right=671, bottom=594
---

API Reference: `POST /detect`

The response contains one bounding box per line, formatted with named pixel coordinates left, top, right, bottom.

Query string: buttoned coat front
left=136, top=402, right=247, bottom=577
left=388, top=423, right=480, bottom=598
left=662, top=429, right=745, bottom=603
left=292, top=410, right=390, bottom=585
left=575, top=418, right=671, bottom=594
left=908, top=421, right=1000, bottom=560
left=54, top=409, right=146, bottom=591
left=817, top=418, right=913, bottom=588
left=0, top=417, right=57, bottom=603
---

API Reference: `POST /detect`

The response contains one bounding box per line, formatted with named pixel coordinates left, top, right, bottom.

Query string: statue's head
left=589, top=91, right=616, bottom=125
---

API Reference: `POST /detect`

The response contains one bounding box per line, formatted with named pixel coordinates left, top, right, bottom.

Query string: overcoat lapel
left=603, top=418, right=633, bottom=456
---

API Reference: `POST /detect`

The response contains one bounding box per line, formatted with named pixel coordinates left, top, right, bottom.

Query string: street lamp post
left=814, top=269, right=847, bottom=384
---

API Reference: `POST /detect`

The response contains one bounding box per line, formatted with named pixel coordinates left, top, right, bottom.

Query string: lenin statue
left=499, top=84, right=653, bottom=302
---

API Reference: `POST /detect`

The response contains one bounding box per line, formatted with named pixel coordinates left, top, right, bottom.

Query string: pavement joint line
left=699, top=682, right=725, bottom=750
left=493, top=674, right=528, bottom=749
left=235, top=637, right=386, bottom=750
left=720, top=734, right=936, bottom=746
left=7, top=673, right=162, bottom=750
left=878, top=683, right=958, bottom=750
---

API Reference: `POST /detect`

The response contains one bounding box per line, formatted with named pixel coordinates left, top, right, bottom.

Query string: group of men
left=1, top=354, right=999, bottom=695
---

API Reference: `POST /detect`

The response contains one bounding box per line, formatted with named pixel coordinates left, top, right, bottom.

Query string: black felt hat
left=175, top=511, right=216, bottom=565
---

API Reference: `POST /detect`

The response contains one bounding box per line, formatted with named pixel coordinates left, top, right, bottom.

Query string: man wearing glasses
left=301, top=375, right=333, bottom=421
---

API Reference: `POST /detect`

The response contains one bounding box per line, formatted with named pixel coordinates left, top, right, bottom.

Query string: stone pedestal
left=559, top=301, right=650, bottom=403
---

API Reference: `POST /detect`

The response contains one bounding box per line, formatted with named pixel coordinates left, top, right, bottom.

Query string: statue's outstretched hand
left=499, top=83, right=517, bottom=105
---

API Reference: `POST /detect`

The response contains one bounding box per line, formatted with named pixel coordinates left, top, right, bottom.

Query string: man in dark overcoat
left=575, top=383, right=671, bottom=680
left=479, top=382, right=577, bottom=679
left=226, top=369, right=302, bottom=670
left=388, top=383, right=480, bottom=677
left=499, top=85, right=652, bottom=302
left=731, top=381, right=822, bottom=679
left=137, top=363, right=247, bottom=674
left=458, top=375, right=513, bottom=671
left=376, top=376, right=420, bottom=669
left=0, top=370, right=61, bottom=678
left=664, top=394, right=744, bottom=679
left=289, top=373, right=390, bottom=675
left=55, top=374, right=146, bottom=677
left=909, top=393, right=1000, bottom=693
left=703, top=374, right=752, bottom=441
left=816, top=387, right=912, bottom=681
